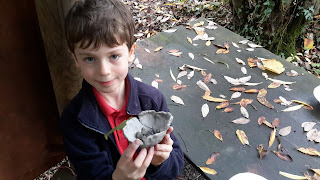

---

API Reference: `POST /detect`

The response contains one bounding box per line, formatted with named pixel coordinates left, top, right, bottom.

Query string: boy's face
left=73, top=42, right=135, bottom=95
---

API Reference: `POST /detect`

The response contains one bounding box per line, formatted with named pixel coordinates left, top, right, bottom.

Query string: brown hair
left=65, top=0, right=136, bottom=54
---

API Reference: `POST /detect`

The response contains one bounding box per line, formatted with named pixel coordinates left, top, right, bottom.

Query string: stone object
left=123, top=110, right=173, bottom=148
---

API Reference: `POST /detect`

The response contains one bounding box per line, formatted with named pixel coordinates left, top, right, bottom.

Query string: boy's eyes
left=84, top=57, right=95, bottom=63
left=82, top=54, right=120, bottom=63
left=110, top=54, right=120, bottom=61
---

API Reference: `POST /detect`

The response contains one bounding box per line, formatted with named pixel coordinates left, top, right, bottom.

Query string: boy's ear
left=128, top=43, right=136, bottom=63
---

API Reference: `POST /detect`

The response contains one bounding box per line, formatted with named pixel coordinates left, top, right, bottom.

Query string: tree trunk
left=229, top=0, right=320, bottom=57
left=34, top=0, right=81, bottom=115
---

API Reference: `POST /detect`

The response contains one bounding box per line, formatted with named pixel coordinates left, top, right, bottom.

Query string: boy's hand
left=151, top=126, right=174, bottom=166
left=113, top=139, right=154, bottom=180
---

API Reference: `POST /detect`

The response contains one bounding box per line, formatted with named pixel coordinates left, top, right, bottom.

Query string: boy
left=61, top=0, right=184, bottom=179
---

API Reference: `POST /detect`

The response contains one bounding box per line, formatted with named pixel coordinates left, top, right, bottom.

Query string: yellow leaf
left=193, top=21, right=204, bottom=27
left=202, top=95, right=227, bottom=102
left=213, top=130, right=223, bottom=142
left=304, top=38, right=314, bottom=50
left=279, top=171, right=307, bottom=179
left=297, top=147, right=320, bottom=156
left=269, top=128, right=276, bottom=148
left=206, top=41, right=211, bottom=46
left=236, top=129, right=249, bottom=146
left=291, top=100, right=313, bottom=110
left=154, top=46, right=163, bottom=52
left=311, top=169, right=320, bottom=176
left=187, top=37, right=192, bottom=44
left=262, top=59, right=285, bottom=74
left=199, top=167, right=217, bottom=175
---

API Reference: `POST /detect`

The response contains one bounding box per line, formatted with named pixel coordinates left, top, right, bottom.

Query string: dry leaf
left=172, top=84, right=187, bottom=90
left=203, top=96, right=227, bottom=103
left=244, top=89, right=259, bottom=94
left=224, top=107, right=234, bottom=113
left=279, top=126, right=291, bottom=136
left=268, top=82, right=282, bottom=89
left=269, top=128, right=276, bottom=148
left=311, top=169, right=320, bottom=176
left=273, top=151, right=293, bottom=162
left=241, top=67, right=247, bottom=74
left=274, top=99, right=282, bottom=104
left=237, top=99, right=253, bottom=107
left=171, top=95, right=185, bottom=106
left=257, top=89, right=274, bottom=109
left=247, top=57, right=259, bottom=68
left=206, top=41, right=211, bottom=46
left=223, top=75, right=251, bottom=85
left=216, top=101, right=229, bottom=109
left=177, top=71, right=188, bottom=79
left=187, top=37, right=192, bottom=44
left=213, top=130, right=223, bottom=142
left=151, top=81, right=158, bottom=89
left=193, top=21, right=204, bottom=27
left=203, top=73, right=212, bottom=84
left=257, top=144, right=268, bottom=159
left=188, top=52, right=194, bottom=60
left=247, top=48, right=255, bottom=51
left=286, top=70, right=299, bottom=77
left=279, top=171, right=307, bottom=179
left=272, top=118, right=280, bottom=128
left=281, top=105, right=304, bottom=112
left=201, top=70, right=207, bottom=76
left=235, top=57, right=246, bottom=65
left=232, top=42, right=240, bottom=48
left=231, top=92, right=242, bottom=100
left=216, top=48, right=229, bottom=54
left=262, top=59, right=285, bottom=74
left=239, top=40, right=249, bottom=44
left=304, top=37, right=314, bottom=50
left=145, top=48, right=151, bottom=53
left=258, top=116, right=266, bottom=126
left=154, top=46, right=163, bottom=52
left=301, top=122, right=317, bottom=132
left=206, top=152, right=220, bottom=165
left=201, top=104, right=209, bottom=118
left=297, top=147, right=320, bottom=156
left=199, top=167, right=217, bottom=175
left=240, top=107, right=249, bottom=118
left=170, top=67, right=176, bottom=82
left=279, top=96, right=292, bottom=106
left=197, top=80, right=211, bottom=92
left=307, top=129, right=318, bottom=141
left=291, top=100, right=313, bottom=110
left=230, top=87, right=245, bottom=92
left=155, top=79, right=163, bottom=83
left=236, top=129, right=249, bottom=146
left=187, top=71, right=194, bottom=79
left=168, top=49, right=179, bottom=53
left=231, top=117, right=250, bottom=124
left=248, top=42, right=263, bottom=48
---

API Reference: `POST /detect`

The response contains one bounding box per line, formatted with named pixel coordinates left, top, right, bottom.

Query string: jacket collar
left=77, top=73, right=142, bottom=135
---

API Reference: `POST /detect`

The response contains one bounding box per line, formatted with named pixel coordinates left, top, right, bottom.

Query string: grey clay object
left=123, top=110, right=173, bottom=148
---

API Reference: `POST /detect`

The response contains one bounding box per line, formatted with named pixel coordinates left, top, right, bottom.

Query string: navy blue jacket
left=61, top=73, right=184, bottom=180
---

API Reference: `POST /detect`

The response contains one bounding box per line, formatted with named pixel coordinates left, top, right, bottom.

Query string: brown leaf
left=247, top=57, right=259, bottom=68
left=224, top=107, right=234, bottom=113
left=216, top=101, right=229, bottom=109
left=236, top=129, right=249, bottom=146
left=203, top=94, right=228, bottom=103
left=291, top=100, right=314, bottom=110
left=272, top=118, right=280, bottom=128
left=230, top=87, right=245, bottom=92
left=237, top=99, right=253, bottom=108
left=155, top=79, right=163, bottom=83
left=213, top=130, right=223, bottom=142
left=206, top=152, right=220, bottom=165
left=258, top=116, right=266, bottom=126
left=273, top=99, right=282, bottom=104
left=276, top=135, right=282, bottom=150
left=297, top=147, right=320, bottom=156
left=269, top=128, right=276, bottom=148
left=311, top=169, right=320, bottom=176
left=203, top=73, right=212, bottom=84
left=244, top=89, right=259, bottom=94
left=168, top=49, right=179, bottom=53
left=224, top=42, right=230, bottom=50
left=172, top=84, right=187, bottom=90
left=257, top=89, right=274, bottom=109
left=216, top=48, right=228, bottom=54
left=214, top=44, right=225, bottom=49
left=201, top=70, right=207, bottom=76
left=257, top=144, right=268, bottom=159
left=268, top=82, right=282, bottom=89
left=273, top=151, right=293, bottom=162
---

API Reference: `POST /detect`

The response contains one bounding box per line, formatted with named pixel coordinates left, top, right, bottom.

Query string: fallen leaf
left=171, top=95, right=185, bottom=106
left=248, top=42, right=263, bottom=48
left=231, top=117, right=250, bottom=124
left=286, top=70, right=299, bottom=77
left=235, top=57, right=246, bottom=65
left=239, top=39, right=249, bottom=44
left=269, top=128, right=276, bottom=148
left=262, top=59, right=285, bottom=74
left=193, top=21, right=204, bottom=27
left=279, top=126, right=291, bottom=136
left=244, top=89, right=259, bottom=94
left=241, top=67, right=247, bottom=74
left=172, top=84, right=187, bottom=90
left=187, top=71, right=194, bottom=79
left=236, top=129, right=249, bottom=146
left=201, top=104, right=209, bottom=118
left=163, top=29, right=177, bottom=33
left=223, top=75, right=251, bottom=85
left=199, top=167, right=217, bottom=175
left=237, top=99, right=253, bottom=107
left=213, top=130, right=223, bottom=142
left=279, top=96, right=292, bottom=106
left=203, top=73, right=212, bottom=84
left=224, top=107, right=234, bottom=113
left=170, top=67, right=176, bottom=82
left=257, top=89, right=274, bottom=109
left=230, top=87, right=245, bottom=92
left=203, top=57, right=215, bottom=64
left=307, top=129, right=318, bottom=141
left=279, top=171, right=307, bottom=179
left=257, top=144, right=268, bottom=159
left=188, top=52, right=194, bottom=60
left=273, top=151, right=293, bottom=162
left=304, top=37, right=314, bottom=50
left=216, top=101, right=229, bottom=109
left=206, top=152, right=220, bottom=165
left=258, top=116, right=266, bottom=126
left=216, top=48, right=229, bottom=54
left=240, top=107, right=249, bottom=118
left=297, top=147, right=320, bottom=156
left=291, top=100, right=313, bottom=110
left=197, top=80, right=211, bottom=92
left=155, top=79, right=163, bottom=83
left=206, top=41, right=211, bottom=46
left=281, top=105, right=304, bottom=112
left=311, top=169, right=320, bottom=176
left=168, top=49, right=179, bottom=53
left=154, top=46, right=163, bottom=52
left=177, top=71, right=188, bottom=79
left=187, top=37, right=192, bottom=44
left=268, top=82, right=282, bottom=89
left=203, top=95, right=228, bottom=103
left=151, top=81, right=158, bottom=89
left=266, top=77, right=296, bottom=85
left=247, top=57, right=259, bottom=68
left=272, top=118, right=280, bottom=128
left=231, top=92, right=242, bottom=100
left=301, top=122, right=317, bottom=132
left=274, top=99, right=282, bottom=104
left=145, top=48, right=151, bottom=53
left=232, top=42, right=240, bottom=48
left=246, top=48, right=255, bottom=51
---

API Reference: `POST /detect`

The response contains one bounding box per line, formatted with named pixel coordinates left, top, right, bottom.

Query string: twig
left=177, top=132, right=189, bottom=152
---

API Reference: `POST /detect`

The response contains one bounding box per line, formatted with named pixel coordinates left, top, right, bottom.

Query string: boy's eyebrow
left=77, top=47, right=124, bottom=56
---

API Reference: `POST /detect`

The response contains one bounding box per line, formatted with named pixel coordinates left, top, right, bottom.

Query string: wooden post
left=34, top=0, right=81, bottom=115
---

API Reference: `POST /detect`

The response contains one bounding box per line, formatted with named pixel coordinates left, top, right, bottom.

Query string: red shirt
left=93, top=79, right=146, bottom=180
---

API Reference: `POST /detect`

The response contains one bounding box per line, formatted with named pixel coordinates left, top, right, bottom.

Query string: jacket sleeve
left=61, top=109, right=116, bottom=180
left=146, top=92, right=185, bottom=180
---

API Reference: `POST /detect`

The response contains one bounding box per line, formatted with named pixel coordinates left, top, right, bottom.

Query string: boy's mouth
left=98, top=80, right=114, bottom=86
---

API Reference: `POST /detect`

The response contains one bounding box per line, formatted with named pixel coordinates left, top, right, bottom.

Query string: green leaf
left=314, top=69, right=320, bottom=75
left=104, top=118, right=133, bottom=140
left=311, top=63, right=320, bottom=68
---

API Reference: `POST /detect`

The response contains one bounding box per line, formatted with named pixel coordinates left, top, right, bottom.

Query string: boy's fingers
left=133, top=148, right=147, bottom=168
left=166, top=126, right=173, bottom=135
left=160, top=134, right=173, bottom=144
left=142, top=146, right=154, bottom=168
left=155, top=143, right=173, bottom=152
left=121, top=139, right=140, bottom=162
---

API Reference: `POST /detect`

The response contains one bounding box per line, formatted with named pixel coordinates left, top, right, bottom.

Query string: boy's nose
left=99, top=60, right=111, bottom=75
